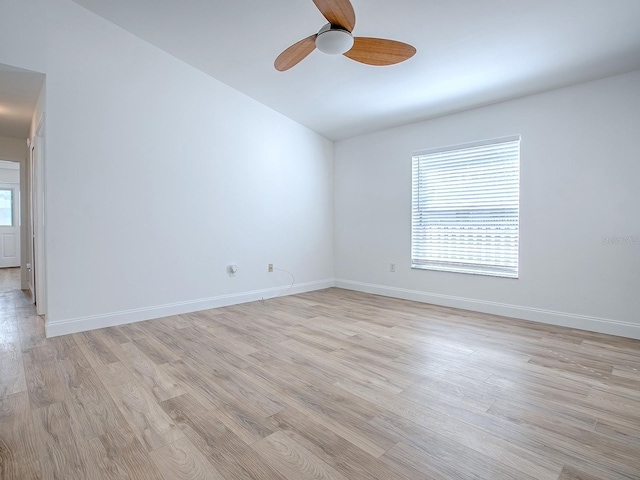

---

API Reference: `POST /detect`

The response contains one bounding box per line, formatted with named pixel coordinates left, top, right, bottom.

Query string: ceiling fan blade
left=344, top=37, right=416, bottom=66
left=275, top=35, right=317, bottom=71
left=312, top=0, right=356, bottom=32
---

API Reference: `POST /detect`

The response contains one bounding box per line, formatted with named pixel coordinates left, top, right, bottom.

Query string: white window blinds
left=411, top=136, right=520, bottom=278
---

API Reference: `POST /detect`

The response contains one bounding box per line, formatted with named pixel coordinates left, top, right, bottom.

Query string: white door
left=0, top=183, right=20, bottom=268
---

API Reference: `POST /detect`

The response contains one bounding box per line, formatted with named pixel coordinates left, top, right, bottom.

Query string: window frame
left=410, top=135, right=522, bottom=279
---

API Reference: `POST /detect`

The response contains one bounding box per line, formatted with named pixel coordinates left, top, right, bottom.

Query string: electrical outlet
left=228, top=264, right=238, bottom=277
left=390, top=263, right=396, bottom=272
left=268, top=263, right=274, bottom=273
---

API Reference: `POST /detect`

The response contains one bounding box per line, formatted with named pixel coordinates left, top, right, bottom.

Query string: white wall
left=2, top=0, right=638, bottom=339
left=335, top=70, right=640, bottom=339
left=1, top=0, right=334, bottom=335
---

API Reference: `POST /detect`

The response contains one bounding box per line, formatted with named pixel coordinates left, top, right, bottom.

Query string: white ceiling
left=69, top=0, right=640, bottom=140
left=0, top=64, right=45, bottom=139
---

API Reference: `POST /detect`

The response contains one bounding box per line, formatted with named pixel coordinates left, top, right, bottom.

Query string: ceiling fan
left=275, top=0, right=416, bottom=71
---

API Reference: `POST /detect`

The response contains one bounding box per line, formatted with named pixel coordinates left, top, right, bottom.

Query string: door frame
left=28, top=141, right=36, bottom=304
left=0, top=157, right=27, bottom=285
left=29, top=113, right=47, bottom=317
left=0, top=159, right=24, bottom=276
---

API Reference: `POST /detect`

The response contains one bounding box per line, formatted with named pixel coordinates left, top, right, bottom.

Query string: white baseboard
left=335, top=279, right=640, bottom=340
left=45, top=279, right=335, bottom=338
left=47, top=277, right=639, bottom=340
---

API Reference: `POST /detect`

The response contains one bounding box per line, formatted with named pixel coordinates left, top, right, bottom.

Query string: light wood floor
left=0, top=267, right=20, bottom=293
left=1, top=287, right=639, bottom=479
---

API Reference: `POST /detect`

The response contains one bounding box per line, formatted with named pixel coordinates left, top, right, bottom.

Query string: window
left=411, top=136, right=520, bottom=278
left=0, top=189, right=13, bottom=227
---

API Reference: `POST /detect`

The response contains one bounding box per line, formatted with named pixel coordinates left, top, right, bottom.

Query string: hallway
left=0, top=267, right=41, bottom=402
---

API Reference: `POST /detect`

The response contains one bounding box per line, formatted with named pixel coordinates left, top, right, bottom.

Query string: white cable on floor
left=261, top=267, right=295, bottom=302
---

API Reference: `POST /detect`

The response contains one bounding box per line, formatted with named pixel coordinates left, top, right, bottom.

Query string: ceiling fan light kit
left=275, top=0, right=416, bottom=71
left=315, top=25, right=354, bottom=55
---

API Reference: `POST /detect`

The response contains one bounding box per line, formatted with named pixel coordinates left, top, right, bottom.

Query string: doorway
left=0, top=63, right=46, bottom=314
left=0, top=179, right=21, bottom=268
left=0, top=160, right=21, bottom=271
left=0, top=160, right=22, bottom=294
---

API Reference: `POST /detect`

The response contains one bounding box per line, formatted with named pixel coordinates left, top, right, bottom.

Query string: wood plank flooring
left=1, top=285, right=640, bottom=479
left=0, top=268, right=19, bottom=293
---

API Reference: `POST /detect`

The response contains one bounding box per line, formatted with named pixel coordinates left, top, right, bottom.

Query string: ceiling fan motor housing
left=315, top=24, right=354, bottom=55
